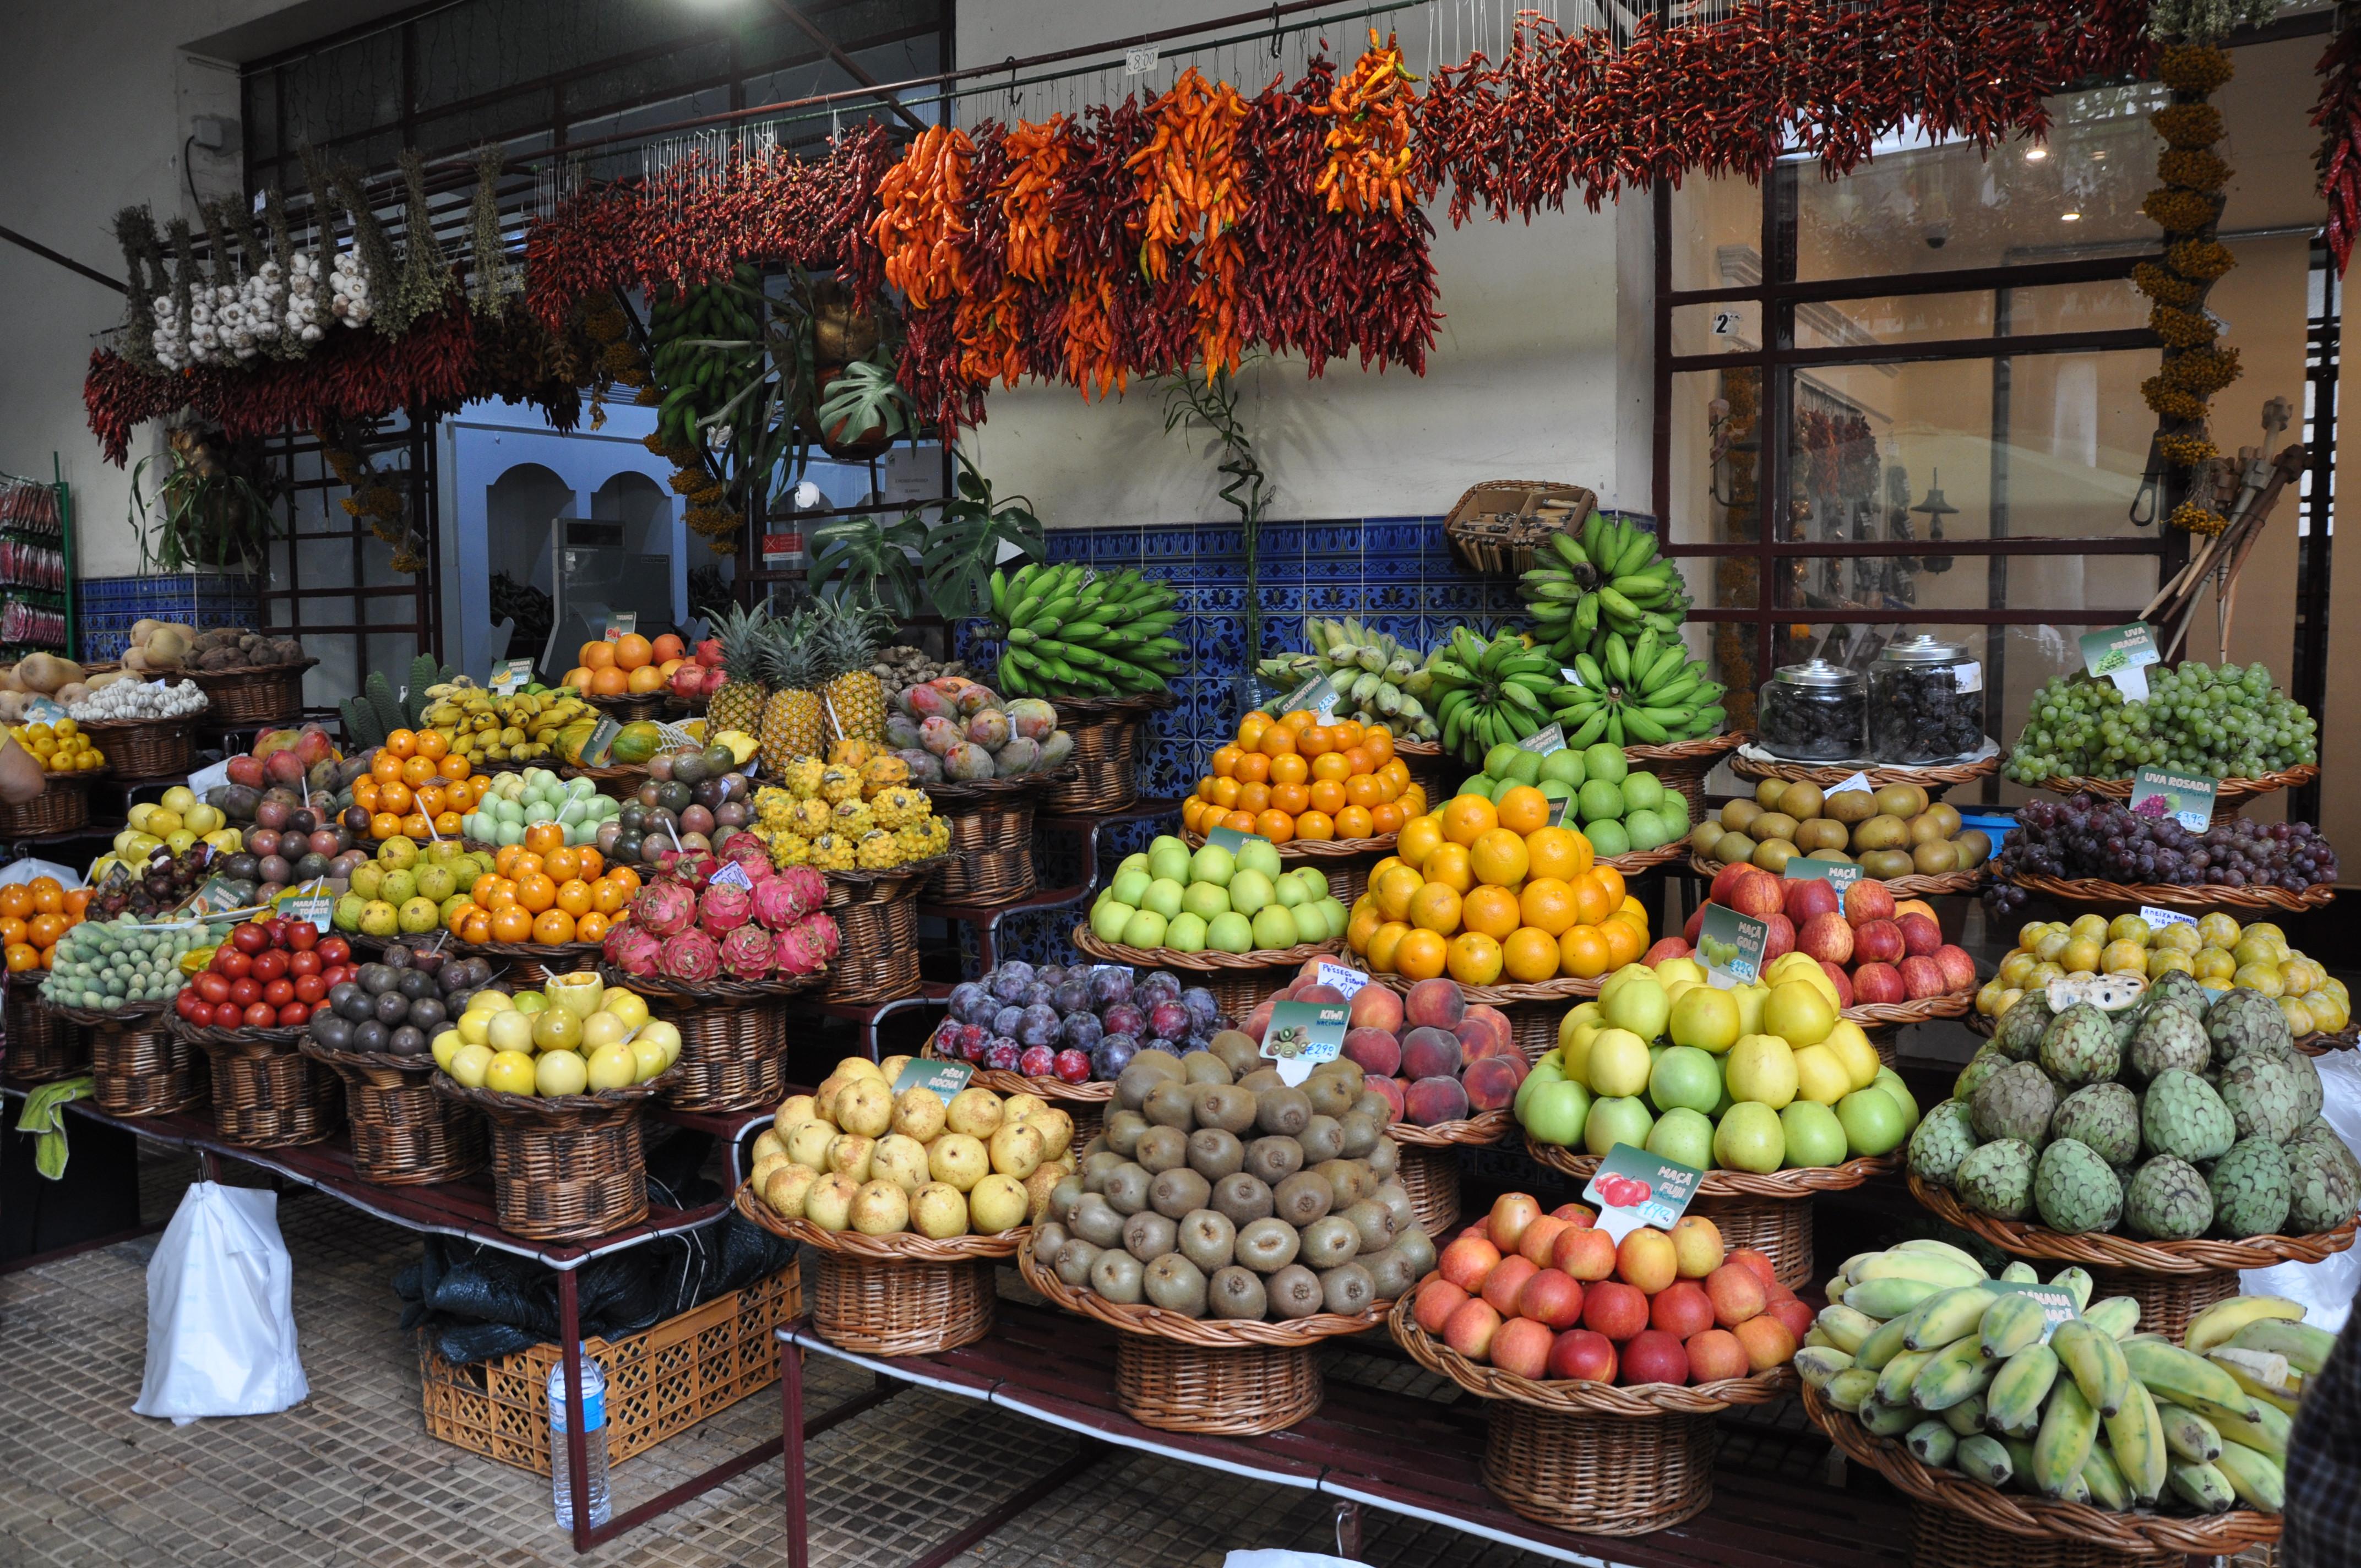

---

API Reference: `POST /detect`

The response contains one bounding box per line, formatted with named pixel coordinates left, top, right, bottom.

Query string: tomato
left=229, top=977, right=262, bottom=1007
left=216, top=948, right=253, bottom=979
left=231, top=923, right=270, bottom=955
left=177, top=992, right=204, bottom=1020
left=243, top=1001, right=278, bottom=1029
left=263, top=917, right=290, bottom=948
left=195, top=972, right=232, bottom=1005
left=292, top=973, right=327, bottom=1004
left=262, top=978, right=296, bottom=1007
left=309, top=998, right=334, bottom=1019
left=317, top=937, right=350, bottom=966
left=285, top=921, right=319, bottom=951
left=251, top=949, right=288, bottom=983
left=214, top=1001, right=246, bottom=1029
left=288, top=950, right=321, bottom=977
left=278, top=1002, right=311, bottom=1027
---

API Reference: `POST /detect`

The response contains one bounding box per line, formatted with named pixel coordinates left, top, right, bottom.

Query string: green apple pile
left=1455, top=741, right=1689, bottom=857
left=334, top=836, right=496, bottom=938
left=1515, top=955, right=1920, bottom=1172
left=1089, top=834, right=1350, bottom=954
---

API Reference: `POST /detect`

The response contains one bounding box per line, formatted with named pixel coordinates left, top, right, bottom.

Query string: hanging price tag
left=1260, top=1000, right=1348, bottom=1087
left=1124, top=45, right=1159, bottom=74
left=2080, top=622, right=2160, bottom=701
left=1827, top=771, right=1874, bottom=798
left=1517, top=723, right=1566, bottom=755
left=1313, top=961, right=1370, bottom=999
left=1985, top=1280, right=2081, bottom=1341
left=1277, top=673, right=1340, bottom=720
left=710, top=862, right=753, bottom=891
left=2140, top=905, right=2197, bottom=929
left=1696, top=905, right=1768, bottom=988
left=1783, top=856, right=1863, bottom=896
left=489, top=657, right=536, bottom=695
left=1582, top=1144, right=1704, bottom=1242
left=2130, top=766, right=2217, bottom=832
left=602, top=613, right=638, bottom=643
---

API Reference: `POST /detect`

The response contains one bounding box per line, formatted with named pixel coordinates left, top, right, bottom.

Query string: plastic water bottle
left=547, top=1354, right=612, bottom=1529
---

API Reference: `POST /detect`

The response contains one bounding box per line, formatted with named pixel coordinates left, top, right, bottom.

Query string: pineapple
left=706, top=601, right=775, bottom=736
left=809, top=596, right=892, bottom=744
left=757, top=616, right=826, bottom=770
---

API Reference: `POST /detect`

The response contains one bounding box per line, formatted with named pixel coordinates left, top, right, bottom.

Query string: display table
left=0, top=1087, right=871, bottom=1555
left=776, top=1300, right=1912, bottom=1568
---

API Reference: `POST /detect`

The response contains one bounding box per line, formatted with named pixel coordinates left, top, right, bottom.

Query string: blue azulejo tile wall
left=77, top=573, right=260, bottom=662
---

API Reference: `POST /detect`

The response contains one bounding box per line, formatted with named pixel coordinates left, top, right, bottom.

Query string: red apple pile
left=1409, top=1193, right=1807, bottom=1387
left=1651, top=864, right=1979, bottom=1009
left=174, top=919, right=354, bottom=1031
left=1242, top=964, right=1528, bottom=1126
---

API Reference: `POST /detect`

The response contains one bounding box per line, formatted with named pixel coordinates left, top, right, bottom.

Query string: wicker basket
left=1906, top=1501, right=2170, bottom=1567
left=1999, top=871, right=2335, bottom=916
left=7, top=986, right=85, bottom=1083
left=88, top=1019, right=206, bottom=1116
left=1689, top=851, right=1990, bottom=899
left=2296, top=1023, right=2358, bottom=1057
left=77, top=715, right=198, bottom=779
left=1070, top=924, right=1338, bottom=1019
left=192, top=1032, right=345, bottom=1148
left=562, top=760, right=651, bottom=801
left=186, top=658, right=317, bottom=725
left=1390, top=1110, right=1513, bottom=1232
left=1391, top=1294, right=1794, bottom=1536
left=736, top=1187, right=1014, bottom=1354
left=300, top=1040, right=486, bottom=1185
left=418, top=1264, right=802, bottom=1476
left=1443, top=481, right=1598, bottom=575
left=440, top=939, right=601, bottom=990
left=2037, top=764, right=2316, bottom=820
left=1623, top=732, right=1747, bottom=818
left=820, top=865, right=937, bottom=1005
left=585, top=691, right=667, bottom=723
left=1802, top=1381, right=2281, bottom=1560
left=592, top=966, right=818, bottom=1110
left=1729, top=748, right=2002, bottom=797
left=436, top=1073, right=670, bottom=1242
left=1038, top=693, right=1172, bottom=815
left=926, top=791, right=1040, bottom=905
left=0, top=774, right=90, bottom=839
left=1019, top=1238, right=1388, bottom=1434
left=1845, top=993, right=1976, bottom=1027
left=1909, top=1172, right=2359, bottom=1275
left=2089, top=1266, right=2243, bottom=1344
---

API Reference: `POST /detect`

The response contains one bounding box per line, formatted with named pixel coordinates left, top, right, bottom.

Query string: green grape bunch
left=2003, top=661, right=2319, bottom=784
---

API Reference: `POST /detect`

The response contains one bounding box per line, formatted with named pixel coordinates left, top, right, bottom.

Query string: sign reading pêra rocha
left=896, top=1057, right=973, bottom=1098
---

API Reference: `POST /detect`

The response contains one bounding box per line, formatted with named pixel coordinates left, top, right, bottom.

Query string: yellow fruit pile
left=752, top=738, right=948, bottom=872
left=1981, top=911, right=2351, bottom=1038
left=1346, top=786, right=1651, bottom=985
left=415, top=683, right=593, bottom=766
left=10, top=719, right=104, bottom=774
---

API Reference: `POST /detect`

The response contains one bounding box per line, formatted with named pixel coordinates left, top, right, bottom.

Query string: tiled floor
left=2, top=1168, right=1569, bottom=1568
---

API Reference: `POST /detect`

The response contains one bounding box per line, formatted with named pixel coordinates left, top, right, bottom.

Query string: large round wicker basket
left=186, top=658, right=317, bottom=725
left=0, top=773, right=91, bottom=840
left=1019, top=1239, right=1389, bottom=1435
left=597, top=968, right=822, bottom=1113
left=1622, top=732, right=1746, bottom=817
left=300, top=1039, right=486, bottom=1185
left=736, top=1186, right=1017, bottom=1355
left=1390, top=1293, right=1796, bottom=1536
left=1179, top=825, right=1395, bottom=910
left=1037, top=692, right=1172, bottom=815
left=820, top=863, right=942, bottom=1005
left=918, top=1046, right=1116, bottom=1147
left=1729, top=747, right=2001, bottom=798
left=1689, top=850, right=1990, bottom=899
left=187, top=1027, right=345, bottom=1148
left=1069, top=924, right=1339, bottom=1019
left=434, top=1072, right=672, bottom=1242
left=1389, top=1109, right=1514, bottom=1233
left=80, top=1010, right=206, bottom=1117
left=1389, top=738, right=1459, bottom=810
left=2036, top=763, right=2316, bottom=824
left=921, top=772, right=1075, bottom=906
left=7, top=986, right=85, bottom=1083
left=77, top=715, right=198, bottom=780
left=1999, top=870, right=2335, bottom=917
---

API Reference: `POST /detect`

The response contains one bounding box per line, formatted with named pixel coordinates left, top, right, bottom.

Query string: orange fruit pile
left=1180, top=710, right=1426, bottom=844
left=356, top=730, right=489, bottom=841
left=439, top=832, right=639, bottom=946
left=1345, top=788, right=1650, bottom=986
left=2, top=876, right=90, bottom=972
left=563, top=633, right=692, bottom=697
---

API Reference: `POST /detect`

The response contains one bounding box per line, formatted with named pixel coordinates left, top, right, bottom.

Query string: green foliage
left=129, top=431, right=286, bottom=575
left=814, top=358, right=914, bottom=448
left=808, top=457, right=1046, bottom=622
left=1162, top=356, right=1270, bottom=656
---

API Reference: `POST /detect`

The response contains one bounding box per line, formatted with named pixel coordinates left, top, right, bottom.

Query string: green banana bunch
left=1426, top=626, right=1564, bottom=765
left=1809, top=1248, right=2301, bottom=1518
left=646, top=266, right=766, bottom=451
left=1252, top=617, right=1440, bottom=741
left=1544, top=619, right=1727, bottom=748
left=988, top=560, right=1183, bottom=698
left=1517, top=511, right=1691, bottom=663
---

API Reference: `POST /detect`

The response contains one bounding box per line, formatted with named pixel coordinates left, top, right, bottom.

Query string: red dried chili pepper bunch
left=1416, top=0, right=2149, bottom=221
left=2315, top=20, right=2361, bottom=276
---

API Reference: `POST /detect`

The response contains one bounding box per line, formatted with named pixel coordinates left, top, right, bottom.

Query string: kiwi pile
left=1033, top=1031, right=1434, bottom=1323
left=1689, top=778, right=1994, bottom=880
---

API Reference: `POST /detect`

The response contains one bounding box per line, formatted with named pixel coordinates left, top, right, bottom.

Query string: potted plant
left=814, top=359, right=914, bottom=460
left=129, top=423, right=285, bottom=576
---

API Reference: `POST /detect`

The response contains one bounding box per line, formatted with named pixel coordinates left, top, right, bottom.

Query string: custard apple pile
left=1909, top=973, right=2359, bottom=1241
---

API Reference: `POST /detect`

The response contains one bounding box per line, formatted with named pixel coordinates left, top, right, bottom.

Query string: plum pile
left=935, top=962, right=1228, bottom=1082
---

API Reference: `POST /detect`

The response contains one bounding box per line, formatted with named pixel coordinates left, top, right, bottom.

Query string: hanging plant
left=814, top=358, right=913, bottom=458
left=130, top=424, right=286, bottom=575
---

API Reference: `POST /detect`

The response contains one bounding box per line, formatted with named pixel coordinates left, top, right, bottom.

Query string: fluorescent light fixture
left=2025, top=147, right=2049, bottom=162
left=2061, top=210, right=2082, bottom=222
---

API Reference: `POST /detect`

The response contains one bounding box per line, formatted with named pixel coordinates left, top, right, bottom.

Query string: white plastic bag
left=0, top=857, right=83, bottom=889
left=2238, top=1052, right=2361, bottom=1331
left=132, top=1182, right=309, bottom=1423
left=1223, top=1553, right=1370, bottom=1568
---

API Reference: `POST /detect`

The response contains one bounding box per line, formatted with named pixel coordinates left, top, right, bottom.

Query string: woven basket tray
left=42, top=998, right=169, bottom=1030
left=434, top=1071, right=671, bottom=1242
left=193, top=1034, right=345, bottom=1148
left=1623, top=731, right=1745, bottom=816
left=89, top=1020, right=207, bottom=1117
left=2037, top=764, right=2316, bottom=809
left=1689, top=851, right=1990, bottom=898
left=300, top=1039, right=487, bottom=1185
left=735, top=1186, right=1011, bottom=1355
left=1909, top=1172, right=2359, bottom=1275
left=1730, top=749, right=2001, bottom=792
left=185, top=658, right=317, bottom=725
left=1035, top=691, right=1172, bottom=816
left=1367, top=971, right=1605, bottom=1004
left=585, top=691, right=667, bottom=723
left=1388, top=1293, right=1796, bottom=1415
left=1596, top=841, right=1691, bottom=876
left=1525, top=1135, right=1899, bottom=1198
left=921, top=764, right=1080, bottom=812
left=0, top=773, right=90, bottom=839
left=1388, top=1107, right=1514, bottom=1149
left=167, top=1014, right=313, bottom=1053
left=4, top=984, right=85, bottom=1082
left=443, top=938, right=602, bottom=988
left=590, top=966, right=828, bottom=1005
left=76, top=715, right=199, bottom=778
left=1845, top=993, right=1976, bottom=1027
left=1017, top=1235, right=1388, bottom=1347
left=1800, top=1381, right=2282, bottom=1559
left=1999, top=871, right=2335, bottom=915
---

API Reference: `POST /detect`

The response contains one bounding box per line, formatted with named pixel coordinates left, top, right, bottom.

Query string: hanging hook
left=1271, top=3, right=1286, bottom=57
left=1005, top=55, right=1021, bottom=108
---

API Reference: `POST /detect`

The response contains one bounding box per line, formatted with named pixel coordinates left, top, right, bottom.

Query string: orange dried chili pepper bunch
left=999, top=116, right=1073, bottom=286
left=1127, top=68, right=1250, bottom=377
left=952, top=117, right=1076, bottom=391
left=1311, top=31, right=1423, bottom=216
left=870, top=124, right=975, bottom=311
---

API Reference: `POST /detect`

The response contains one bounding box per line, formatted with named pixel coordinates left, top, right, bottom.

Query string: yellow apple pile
left=749, top=1057, right=1073, bottom=1239
left=430, top=972, right=681, bottom=1096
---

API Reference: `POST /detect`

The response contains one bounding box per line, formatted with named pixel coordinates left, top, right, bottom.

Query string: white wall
left=952, top=0, right=1639, bottom=525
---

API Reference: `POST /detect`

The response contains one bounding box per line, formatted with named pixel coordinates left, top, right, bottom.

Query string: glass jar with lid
left=1757, top=660, right=1865, bottom=760
left=1868, top=635, right=1985, bottom=763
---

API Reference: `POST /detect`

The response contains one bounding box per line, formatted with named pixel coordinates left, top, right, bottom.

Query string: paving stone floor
left=0, top=1159, right=1575, bottom=1568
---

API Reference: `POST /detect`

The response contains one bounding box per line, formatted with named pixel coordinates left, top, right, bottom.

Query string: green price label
left=1204, top=825, right=1271, bottom=858
left=1260, top=1000, right=1349, bottom=1086
left=1696, top=903, right=1769, bottom=989
left=1784, top=857, right=1863, bottom=895
left=1582, top=1142, right=1704, bottom=1241
left=1277, top=673, right=1340, bottom=720
left=273, top=880, right=335, bottom=930
left=1986, top=1279, right=2081, bottom=1341
left=489, top=657, right=536, bottom=695
left=896, top=1057, right=974, bottom=1098
left=580, top=717, right=622, bottom=767
left=1517, top=722, right=1566, bottom=755
left=2130, top=765, right=2217, bottom=832
left=602, top=612, right=638, bottom=641
left=2080, top=623, right=2160, bottom=697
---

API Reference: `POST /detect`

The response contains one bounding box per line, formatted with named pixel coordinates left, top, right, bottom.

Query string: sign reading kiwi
left=1260, top=999, right=1349, bottom=1086
left=1582, top=1142, right=1704, bottom=1242
left=1694, top=774, right=1992, bottom=881
left=895, top=1057, right=973, bottom=1097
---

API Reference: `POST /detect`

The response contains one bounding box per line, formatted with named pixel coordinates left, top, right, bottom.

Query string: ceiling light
left=2061, top=210, right=2082, bottom=222
left=2025, top=147, right=2049, bottom=163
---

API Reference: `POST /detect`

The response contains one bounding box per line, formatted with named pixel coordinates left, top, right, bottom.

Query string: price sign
left=1313, top=961, right=1370, bottom=999
left=710, top=862, right=753, bottom=891
left=1204, top=825, right=1270, bottom=858
left=183, top=876, right=254, bottom=921
left=2140, top=905, right=2197, bottom=929
left=1124, top=45, right=1159, bottom=73
left=1828, top=771, right=1874, bottom=798
left=2080, top=622, right=2161, bottom=701
left=1784, top=856, right=1863, bottom=896
left=1986, top=1279, right=2081, bottom=1341
left=1260, top=1000, right=1348, bottom=1087
left=1277, top=673, right=1340, bottom=721
left=1582, top=1143, right=1704, bottom=1242
left=1517, top=723, right=1566, bottom=755
left=186, top=758, right=233, bottom=800
left=602, top=612, right=638, bottom=643
left=2130, top=766, right=2217, bottom=832
left=273, top=880, right=334, bottom=930
left=579, top=717, right=622, bottom=767
left=489, top=657, right=536, bottom=695
left=895, top=1057, right=973, bottom=1098
left=1696, top=904, right=1768, bottom=989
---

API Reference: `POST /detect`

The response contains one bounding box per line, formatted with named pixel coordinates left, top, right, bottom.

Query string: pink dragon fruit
left=699, top=876, right=753, bottom=935
left=793, top=911, right=841, bottom=961
left=720, top=834, right=771, bottom=877
left=753, top=868, right=820, bottom=929
left=773, top=922, right=828, bottom=977
left=659, top=927, right=720, bottom=983
left=602, top=921, right=665, bottom=978
left=633, top=880, right=698, bottom=939
left=718, top=922, right=774, bottom=978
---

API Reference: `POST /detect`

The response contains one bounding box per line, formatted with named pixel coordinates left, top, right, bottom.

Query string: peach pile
left=1240, top=966, right=1527, bottom=1127
left=1408, top=1193, right=1806, bottom=1387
